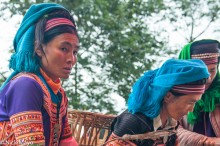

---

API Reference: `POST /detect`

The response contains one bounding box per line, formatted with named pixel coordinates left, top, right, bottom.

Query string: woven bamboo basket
left=68, top=109, right=116, bottom=146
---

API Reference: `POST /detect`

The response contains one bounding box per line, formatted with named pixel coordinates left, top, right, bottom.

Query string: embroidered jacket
left=0, top=73, right=72, bottom=146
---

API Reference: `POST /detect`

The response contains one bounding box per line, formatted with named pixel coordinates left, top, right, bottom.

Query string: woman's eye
left=210, top=70, right=216, bottom=73
left=73, top=51, right=78, bottom=55
left=189, top=102, right=195, bottom=105
left=61, top=48, right=67, bottom=51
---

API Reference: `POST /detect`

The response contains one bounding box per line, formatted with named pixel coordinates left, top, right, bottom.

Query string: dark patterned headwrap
left=178, top=39, right=220, bottom=125
left=190, top=40, right=219, bottom=64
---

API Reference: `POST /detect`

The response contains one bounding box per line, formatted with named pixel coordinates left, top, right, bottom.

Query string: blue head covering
left=127, top=59, right=210, bottom=119
left=1, top=3, right=69, bottom=90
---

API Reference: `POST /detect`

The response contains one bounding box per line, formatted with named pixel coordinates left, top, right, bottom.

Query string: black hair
left=190, top=39, right=220, bottom=54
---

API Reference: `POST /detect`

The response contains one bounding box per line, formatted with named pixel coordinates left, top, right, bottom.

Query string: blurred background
left=0, top=0, right=220, bottom=114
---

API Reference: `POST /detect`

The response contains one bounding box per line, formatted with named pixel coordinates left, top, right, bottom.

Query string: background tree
left=163, top=0, right=220, bottom=42
left=0, top=71, right=7, bottom=85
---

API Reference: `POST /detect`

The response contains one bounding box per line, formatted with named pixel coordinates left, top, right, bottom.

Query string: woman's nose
left=205, top=76, right=212, bottom=90
left=207, top=76, right=212, bottom=83
left=68, top=53, right=77, bottom=65
left=188, top=105, right=194, bottom=112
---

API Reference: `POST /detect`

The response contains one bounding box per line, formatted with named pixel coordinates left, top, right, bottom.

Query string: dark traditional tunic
left=193, top=111, right=216, bottom=137
left=106, top=110, right=178, bottom=146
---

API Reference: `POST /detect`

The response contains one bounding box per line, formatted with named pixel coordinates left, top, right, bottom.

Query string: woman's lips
left=63, top=68, right=72, bottom=74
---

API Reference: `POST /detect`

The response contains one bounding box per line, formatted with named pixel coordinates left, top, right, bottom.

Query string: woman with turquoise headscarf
left=0, top=3, right=78, bottom=146
left=105, top=59, right=209, bottom=146
left=177, top=39, right=220, bottom=146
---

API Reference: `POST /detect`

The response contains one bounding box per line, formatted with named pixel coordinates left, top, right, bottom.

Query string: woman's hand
left=199, top=137, right=220, bottom=146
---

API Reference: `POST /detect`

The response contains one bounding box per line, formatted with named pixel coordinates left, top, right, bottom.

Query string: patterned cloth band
left=191, top=53, right=219, bottom=65
left=45, top=18, right=75, bottom=32
left=171, top=84, right=205, bottom=94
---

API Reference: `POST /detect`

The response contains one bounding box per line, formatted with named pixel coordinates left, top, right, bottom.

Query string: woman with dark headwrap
left=0, top=3, right=78, bottom=146
left=105, top=59, right=209, bottom=146
left=177, top=39, right=220, bottom=146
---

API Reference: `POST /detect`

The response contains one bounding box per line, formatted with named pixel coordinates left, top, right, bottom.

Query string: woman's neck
left=160, top=106, right=168, bottom=127
left=40, top=68, right=61, bottom=94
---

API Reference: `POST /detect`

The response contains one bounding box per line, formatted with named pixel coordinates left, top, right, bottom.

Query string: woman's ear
left=164, top=92, right=174, bottom=103
left=35, top=41, right=45, bottom=57
left=35, top=44, right=46, bottom=57
left=35, top=48, right=43, bottom=57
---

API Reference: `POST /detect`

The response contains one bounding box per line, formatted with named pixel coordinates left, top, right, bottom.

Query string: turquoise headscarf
left=178, top=39, right=220, bottom=125
left=0, top=3, right=68, bottom=90
left=127, top=59, right=210, bottom=119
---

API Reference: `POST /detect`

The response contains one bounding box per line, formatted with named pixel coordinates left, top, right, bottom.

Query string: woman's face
left=163, top=92, right=202, bottom=121
left=37, top=33, right=79, bottom=81
left=205, top=64, right=218, bottom=90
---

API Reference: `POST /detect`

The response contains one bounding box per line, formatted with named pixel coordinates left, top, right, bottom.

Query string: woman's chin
left=173, top=116, right=182, bottom=121
left=205, top=84, right=211, bottom=90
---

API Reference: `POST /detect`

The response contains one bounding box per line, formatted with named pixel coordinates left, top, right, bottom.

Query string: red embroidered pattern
left=12, top=73, right=72, bottom=145
left=61, top=115, right=72, bottom=139
left=10, top=111, right=44, bottom=145
left=42, top=88, right=69, bottom=145
left=0, top=121, right=16, bottom=146
left=105, top=133, right=136, bottom=146
left=27, top=73, right=68, bottom=145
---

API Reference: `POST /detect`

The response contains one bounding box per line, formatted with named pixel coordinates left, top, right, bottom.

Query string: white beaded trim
left=191, top=53, right=220, bottom=59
